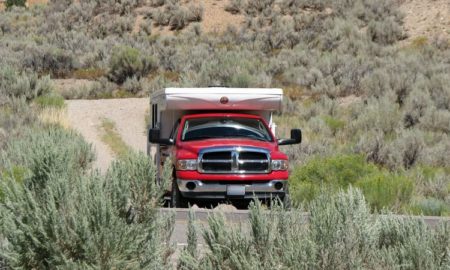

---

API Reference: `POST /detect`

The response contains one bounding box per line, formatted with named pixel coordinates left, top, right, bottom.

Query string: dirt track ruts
left=66, top=98, right=149, bottom=172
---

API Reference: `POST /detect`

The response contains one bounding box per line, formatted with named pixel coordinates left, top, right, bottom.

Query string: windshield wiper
left=185, top=135, right=269, bottom=142
left=184, top=135, right=221, bottom=141
left=230, top=135, right=268, bottom=142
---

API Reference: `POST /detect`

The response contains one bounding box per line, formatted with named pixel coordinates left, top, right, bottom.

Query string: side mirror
left=278, top=129, right=302, bottom=146
left=148, top=128, right=174, bottom=145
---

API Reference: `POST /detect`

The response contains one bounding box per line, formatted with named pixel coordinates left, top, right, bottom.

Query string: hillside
left=0, top=0, right=449, bottom=209
left=1, top=0, right=450, bottom=268
left=1, top=0, right=449, bottom=41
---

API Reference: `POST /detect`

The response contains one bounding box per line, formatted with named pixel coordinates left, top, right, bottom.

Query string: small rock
left=214, top=204, right=238, bottom=212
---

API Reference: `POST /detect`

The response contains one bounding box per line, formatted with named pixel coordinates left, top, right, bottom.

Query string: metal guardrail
left=160, top=208, right=450, bottom=227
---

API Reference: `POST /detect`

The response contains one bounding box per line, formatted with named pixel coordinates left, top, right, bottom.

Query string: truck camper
left=148, top=88, right=301, bottom=207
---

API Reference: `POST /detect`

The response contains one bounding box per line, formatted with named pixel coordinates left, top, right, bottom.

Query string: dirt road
left=66, top=98, right=149, bottom=172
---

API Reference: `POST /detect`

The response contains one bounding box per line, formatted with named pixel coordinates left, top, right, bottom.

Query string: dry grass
left=98, top=118, right=132, bottom=158
left=39, top=107, right=70, bottom=129
left=27, top=0, right=47, bottom=5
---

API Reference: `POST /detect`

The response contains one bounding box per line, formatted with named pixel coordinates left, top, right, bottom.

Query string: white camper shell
left=149, top=87, right=283, bottom=141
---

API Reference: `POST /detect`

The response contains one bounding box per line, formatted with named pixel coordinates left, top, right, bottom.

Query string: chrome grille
left=198, top=147, right=270, bottom=174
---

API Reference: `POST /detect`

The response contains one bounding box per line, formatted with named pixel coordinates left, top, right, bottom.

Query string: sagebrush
left=179, top=188, right=450, bottom=269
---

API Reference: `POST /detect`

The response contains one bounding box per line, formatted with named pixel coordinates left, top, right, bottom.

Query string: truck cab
left=148, top=88, right=301, bottom=207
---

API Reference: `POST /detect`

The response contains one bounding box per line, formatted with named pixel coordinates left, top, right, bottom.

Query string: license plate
left=227, top=185, right=245, bottom=197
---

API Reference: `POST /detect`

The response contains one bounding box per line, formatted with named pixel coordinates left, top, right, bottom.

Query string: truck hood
left=178, top=138, right=277, bottom=153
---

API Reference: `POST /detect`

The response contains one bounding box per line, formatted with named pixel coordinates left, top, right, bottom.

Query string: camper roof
left=151, top=88, right=283, bottom=111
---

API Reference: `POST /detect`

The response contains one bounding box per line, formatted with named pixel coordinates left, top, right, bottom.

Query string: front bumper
left=177, top=179, right=288, bottom=199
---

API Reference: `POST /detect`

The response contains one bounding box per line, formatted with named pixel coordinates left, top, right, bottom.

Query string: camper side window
left=170, top=119, right=180, bottom=141
left=151, top=104, right=158, bottom=128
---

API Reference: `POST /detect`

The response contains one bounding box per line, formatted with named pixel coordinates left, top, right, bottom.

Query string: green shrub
left=0, top=67, right=53, bottom=101
left=308, top=188, right=377, bottom=269
left=105, top=153, right=171, bottom=223
left=322, top=115, right=345, bottom=135
left=412, top=166, right=450, bottom=201
left=33, top=93, right=65, bottom=109
left=411, top=198, right=450, bottom=216
left=23, top=46, right=75, bottom=77
left=108, top=46, right=157, bottom=84
left=186, top=4, right=203, bottom=22
left=178, top=210, right=198, bottom=269
left=376, top=215, right=450, bottom=268
left=225, top=0, right=243, bottom=14
left=0, top=152, right=174, bottom=269
left=122, top=76, right=143, bottom=95
left=402, top=88, right=433, bottom=128
left=0, top=166, right=27, bottom=203
left=150, top=0, right=165, bottom=7
left=290, top=154, right=417, bottom=212
left=289, top=180, right=320, bottom=205
left=290, top=154, right=379, bottom=193
left=153, top=8, right=170, bottom=26
left=1, top=165, right=27, bottom=185
left=0, top=126, right=95, bottom=191
left=0, top=97, right=37, bottom=145
left=5, top=0, right=26, bottom=8
left=179, top=188, right=450, bottom=269
left=245, top=0, right=276, bottom=16
left=169, top=7, right=188, bottom=30
left=356, top=173, right=414, bottom=211
left=228, top=71, right=255, bottom=87
left=367, top=18, right=405, bottom=45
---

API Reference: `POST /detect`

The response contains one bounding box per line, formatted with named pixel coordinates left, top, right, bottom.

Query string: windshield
left=181, top=117, right=273, bottom=142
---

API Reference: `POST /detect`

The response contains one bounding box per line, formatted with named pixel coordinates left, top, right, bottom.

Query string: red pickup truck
left=148, top=88, right=301, bottom=207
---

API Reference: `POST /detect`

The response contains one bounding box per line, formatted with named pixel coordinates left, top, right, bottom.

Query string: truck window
left=182, top=117, right=273, bottom=142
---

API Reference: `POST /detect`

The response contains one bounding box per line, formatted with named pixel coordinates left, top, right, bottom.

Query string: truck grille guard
left=198, top=146, right=271, bottom=174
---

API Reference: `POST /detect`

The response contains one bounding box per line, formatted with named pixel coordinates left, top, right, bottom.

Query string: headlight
left=176, top=159, right=198, bottom=171
left=271, top=160, right=288, bottom=171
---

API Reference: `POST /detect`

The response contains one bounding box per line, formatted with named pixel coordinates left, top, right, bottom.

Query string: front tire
left=171, top=177, right=188, bottom=208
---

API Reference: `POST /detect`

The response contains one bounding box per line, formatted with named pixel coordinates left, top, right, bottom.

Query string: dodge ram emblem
left=220, top=96, right=229, bottom=104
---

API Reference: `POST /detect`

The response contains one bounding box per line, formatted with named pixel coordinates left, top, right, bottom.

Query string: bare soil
left=399, top=0, right=450, bottom=42
left=53, top=79, right=95, bottom=93
left=193, top=0, right=244, bottom=33
left=66, top=98, right=149, bottom=172
left=151, top=0, right=244, bottom=35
